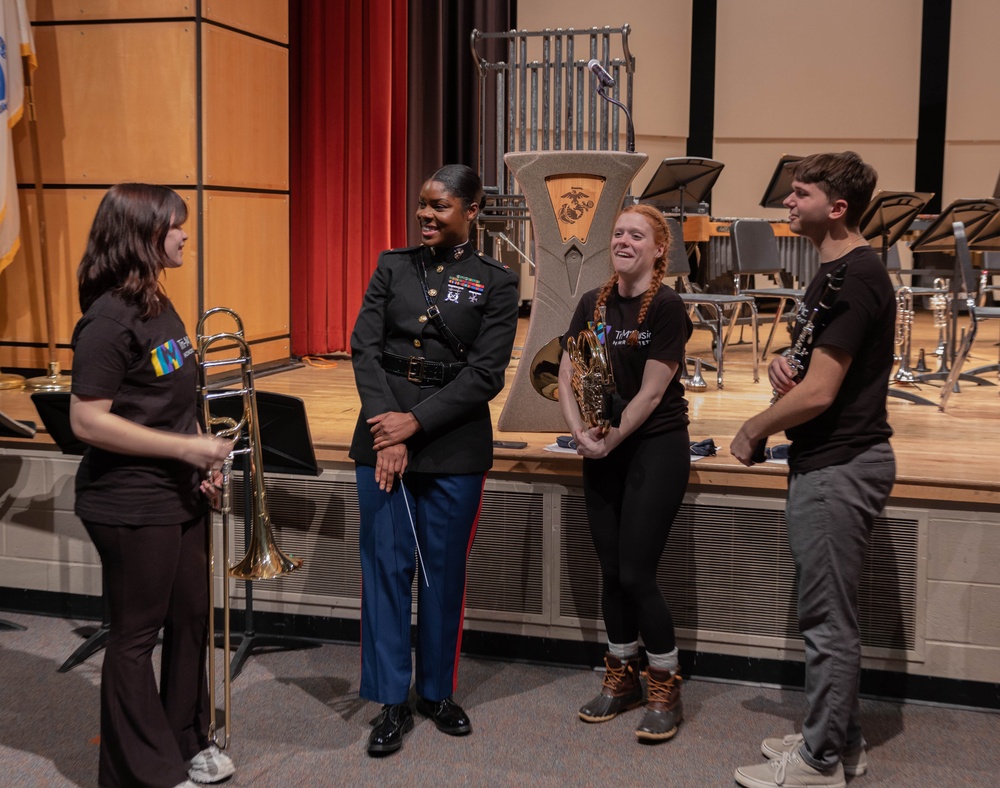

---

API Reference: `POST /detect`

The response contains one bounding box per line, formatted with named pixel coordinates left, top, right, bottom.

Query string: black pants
left=582, top=428, right=689, bottom=654
left=84, top=517, right=211, bottom=788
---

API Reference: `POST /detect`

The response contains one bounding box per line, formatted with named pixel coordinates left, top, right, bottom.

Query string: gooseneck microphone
left=586, top=59, right=635, bottom=153
left=587, top=58, right=616, bottom=88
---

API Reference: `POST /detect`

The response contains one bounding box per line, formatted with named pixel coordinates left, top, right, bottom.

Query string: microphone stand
left=595, top=85, right=635, bottom=154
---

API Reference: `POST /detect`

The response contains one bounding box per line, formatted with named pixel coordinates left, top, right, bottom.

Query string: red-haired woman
left=558, top=204, right=692, bottom=743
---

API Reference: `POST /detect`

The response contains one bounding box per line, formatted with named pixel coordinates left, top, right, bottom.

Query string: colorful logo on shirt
left=150, top=337, right=191, bottom=376
left=586, top=319, right=612, bottom=346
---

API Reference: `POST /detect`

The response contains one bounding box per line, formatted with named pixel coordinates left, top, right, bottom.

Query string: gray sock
left=608, top=640, right=639, bottom=661
left=646, top=647, right=679, bottom=674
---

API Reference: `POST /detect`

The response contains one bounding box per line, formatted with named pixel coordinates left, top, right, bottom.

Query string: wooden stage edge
left=2, top=313, right=998, bottom=507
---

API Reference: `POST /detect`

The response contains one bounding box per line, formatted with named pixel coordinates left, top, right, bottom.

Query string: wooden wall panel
left=26, top=0, right=194, bottom=22
left=202, top=25, right=289, bottom=190
left=0, top=189, right=198, bottom=371
left=204, top=0, right=288, bottom=43
left=202, top=192, right=289, bottom=343
left=12, top=23, right=197, bottom=185
left=712, top=140, right=919, bottom=221
left=943, top=143, right=1000, bottom=206
left=711, top=0, right=921, bottom=217
left=944, top=0, right=1000, bottom=204
left=714, top=0, right=921, bottom=142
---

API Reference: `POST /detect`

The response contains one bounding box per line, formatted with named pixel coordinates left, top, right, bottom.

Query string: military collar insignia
left=424, top=242, right=472, bottom=263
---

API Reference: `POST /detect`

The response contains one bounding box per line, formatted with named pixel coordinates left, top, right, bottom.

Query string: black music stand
left=29, top=392, right=110, bottom=670
left=638, top=157, right=725, bottom=228
left=0, top=410, right=37, bottom=438
left=963, top=211, right=1000, bottom=377
left=206, top=390, right=320, bottom=679
left=859, top=192, right=938, bottom=406
left=909, top=199, right=1000, bottom=254
left=860, top=191, right=933, bottom=265
left=759, top=154, right=803, bottom=209
left=911, top=203, right=1000, bottom=389
left=939, top=223, right=989, bottom=410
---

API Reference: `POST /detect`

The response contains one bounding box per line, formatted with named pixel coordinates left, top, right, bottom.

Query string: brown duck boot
left=635, top=667, right=682, bottom=742
left=578, top=653, right=644, bottom=723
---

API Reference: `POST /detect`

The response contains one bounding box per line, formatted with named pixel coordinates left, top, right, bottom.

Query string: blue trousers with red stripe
left=357, top=467, right=485, bottom=705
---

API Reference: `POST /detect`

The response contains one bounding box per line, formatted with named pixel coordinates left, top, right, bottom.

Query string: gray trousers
left=786, top=441, right=896, bottom=772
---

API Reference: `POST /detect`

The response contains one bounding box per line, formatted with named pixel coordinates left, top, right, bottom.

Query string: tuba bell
left=196, top=307, right=303, bottom=750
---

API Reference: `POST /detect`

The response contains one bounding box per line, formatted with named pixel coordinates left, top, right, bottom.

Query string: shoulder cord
left=416, top=249, right=467, bottom=360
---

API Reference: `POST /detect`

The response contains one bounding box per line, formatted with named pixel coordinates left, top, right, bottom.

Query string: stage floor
left=2, top=311, right=998, bottom=505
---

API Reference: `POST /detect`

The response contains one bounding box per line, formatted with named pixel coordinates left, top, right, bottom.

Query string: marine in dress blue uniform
left=350, top=239, right=519, bottom=731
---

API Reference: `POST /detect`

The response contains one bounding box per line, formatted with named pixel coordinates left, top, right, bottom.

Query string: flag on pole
left=0, top=0, right=36, bottom=276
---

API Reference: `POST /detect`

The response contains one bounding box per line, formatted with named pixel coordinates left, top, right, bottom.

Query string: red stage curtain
left=290, top=0, right=409, bottom=355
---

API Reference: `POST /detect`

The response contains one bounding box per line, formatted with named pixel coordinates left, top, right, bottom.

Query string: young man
left=730, top=151, right=896, bottom=788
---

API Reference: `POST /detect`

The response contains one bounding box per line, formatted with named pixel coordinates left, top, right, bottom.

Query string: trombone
left=196, top=307, right=303, bottom=749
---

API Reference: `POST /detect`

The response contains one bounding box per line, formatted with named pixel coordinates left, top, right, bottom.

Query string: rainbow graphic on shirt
left=586, top=319, right=612, bottom=346
left=151, top=339, right=185, bottom=376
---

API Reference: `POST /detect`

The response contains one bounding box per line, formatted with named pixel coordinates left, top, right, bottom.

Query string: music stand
left=638, top=157, right=725, bottom=228
left=204, top=390, right=320, bottom=679
left=0, top=410, right=37, bottom=438
left=860, top=191, right=933, bottom=265
left=911, top=204, right=1000, bottom=389
left=962, top=212, right=1000, bottom=377
left=939, top=223, right=992, bottom=410
left=759, top=154, right=803, bottom=208
left=909, top=199, right=1000, bottom=254
left=29, top=392, right=110, bottom=669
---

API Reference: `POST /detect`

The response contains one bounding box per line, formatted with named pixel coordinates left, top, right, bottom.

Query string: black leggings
left=582, top=428, right=689, bottom=654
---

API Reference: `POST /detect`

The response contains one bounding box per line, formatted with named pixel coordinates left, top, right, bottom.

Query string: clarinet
left=751, top=261, right=849, bottom=464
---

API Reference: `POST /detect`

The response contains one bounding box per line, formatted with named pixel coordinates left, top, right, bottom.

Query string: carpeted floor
left=1, top=611, right=997, bottom=787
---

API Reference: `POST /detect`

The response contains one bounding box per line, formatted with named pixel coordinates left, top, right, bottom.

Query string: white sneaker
left=175, top=781, right=200, bottom=788
left=762, top=732, right=868, bottom=776
left=188, top=745, right=236, bottom=783
left=735, top=749, right=846, bottom=788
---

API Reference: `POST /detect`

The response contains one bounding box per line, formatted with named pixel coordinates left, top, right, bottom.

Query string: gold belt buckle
left=406, top=357, right=426, bottom=382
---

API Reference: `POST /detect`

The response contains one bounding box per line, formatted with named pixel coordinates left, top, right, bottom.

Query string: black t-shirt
left=565, top=284, right=692, bottom=436
left=786, top=245, right=895, bottom=473
left=72, top=292, right=206, bottom=526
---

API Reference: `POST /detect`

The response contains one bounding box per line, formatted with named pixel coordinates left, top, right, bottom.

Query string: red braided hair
left=593, top=204, right=671, bottom=346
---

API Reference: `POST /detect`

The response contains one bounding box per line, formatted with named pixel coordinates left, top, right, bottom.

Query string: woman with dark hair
left=350, top=164, right=519, bottom=757
left=70, top=183, right=235, bottom=787
left=558, top=204, right=692, bottom=743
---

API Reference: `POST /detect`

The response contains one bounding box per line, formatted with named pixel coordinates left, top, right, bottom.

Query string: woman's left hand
left=368, top=411, right=420, bottom=451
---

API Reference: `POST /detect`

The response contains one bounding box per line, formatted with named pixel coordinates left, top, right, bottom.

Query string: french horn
left=530, top=307, right=616, bottom=431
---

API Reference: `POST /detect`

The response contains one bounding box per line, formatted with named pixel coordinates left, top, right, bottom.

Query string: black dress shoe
left=367, top=703, right=414, bottom=756
left=415, top=696, right=472, bottom=735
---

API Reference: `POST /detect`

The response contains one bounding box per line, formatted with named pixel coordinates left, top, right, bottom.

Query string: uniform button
left=436, top=265, right=444, bottom=273
left=418, top=315, right=428, bottom=323
left=428, top=289, right=438, bottom=297
left=413, top=339, right=422, bottom=348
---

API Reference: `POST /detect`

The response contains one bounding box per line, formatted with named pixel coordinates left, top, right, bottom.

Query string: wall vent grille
left=560, top=495, right=919, bottom=651
left=232, top=477, right=545, bottom=616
